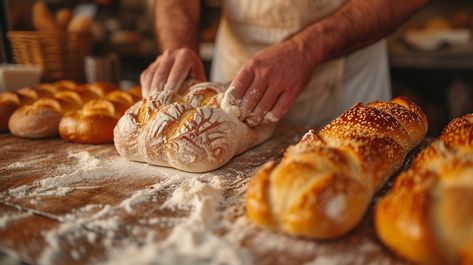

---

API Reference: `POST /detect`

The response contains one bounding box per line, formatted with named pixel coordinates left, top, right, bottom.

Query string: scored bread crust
left=375, top=113, right=473, bottom=265
left=246, top=97, right=428, bottom=239
left=114, top=82, right=275, bottom=173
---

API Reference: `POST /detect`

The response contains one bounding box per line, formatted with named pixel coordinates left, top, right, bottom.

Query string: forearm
left=291, top=0, right=429, bottom=69
left=154, top=0, right=200, bottom=52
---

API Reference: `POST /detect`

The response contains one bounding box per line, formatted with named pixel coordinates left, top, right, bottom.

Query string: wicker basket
left=7, top=31, right=92, bottom=82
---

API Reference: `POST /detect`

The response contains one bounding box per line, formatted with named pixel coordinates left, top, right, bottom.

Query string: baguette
left=55, top=8, right=73, bottom=30
left=375, top=113, right=473, bottom=265
left=32, top=1, right=60, bottom=31
left=114, top=82, right=275, bottom=172
left=245, top=97, right=428, bottom=239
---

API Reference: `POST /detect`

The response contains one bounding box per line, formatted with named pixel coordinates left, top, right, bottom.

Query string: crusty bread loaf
left=114, top=82, right=275, bottom=172
left=59, top=89, right=140, bottom=144
left=8, top=82, right=117, bottom=138
left=55, top=8, right=73, bottom=30
left=375, top=113, right=473, bottom=265
left=32, top=1, right=60, bottom=31
left=246, top=97, right=428, bottom=239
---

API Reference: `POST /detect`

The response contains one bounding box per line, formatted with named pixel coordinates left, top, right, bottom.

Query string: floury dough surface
left=0, top=127, right=409, bottom=265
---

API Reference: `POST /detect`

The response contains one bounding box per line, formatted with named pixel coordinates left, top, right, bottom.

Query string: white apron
left=211, top=0, right=391, bottom=128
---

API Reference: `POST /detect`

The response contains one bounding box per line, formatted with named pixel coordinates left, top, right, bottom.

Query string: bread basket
left=7, top=31, right=92, bottom=82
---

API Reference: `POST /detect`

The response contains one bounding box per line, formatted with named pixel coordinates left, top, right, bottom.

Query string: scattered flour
left=221, top=89, right=242, bottom=119
left=101, top=176, right=252, bottom=265
left=5, top=161, right=28, bottom=169
left=39, top=151, right=109, bottom=187
left=263, top=111, right=279, bottom=124
left=38, top=205, right=119, bottom=265
left=326, top=194, right=347, bottom=220
left=0, top=211, right=32, bottom=228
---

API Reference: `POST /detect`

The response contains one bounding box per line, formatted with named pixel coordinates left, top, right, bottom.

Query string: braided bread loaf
left=59, top=88, right=141, bottom=144
left=375, top=113, right=473, bottom=265
left=114, top=82, right=275, bottom=172
left=245, top=97, right=428, bottom=239
left=8, top=82, right=117, bottom=138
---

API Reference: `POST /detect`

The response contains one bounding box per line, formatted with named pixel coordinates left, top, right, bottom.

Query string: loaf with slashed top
left=114, top=82, right=275, bottom=172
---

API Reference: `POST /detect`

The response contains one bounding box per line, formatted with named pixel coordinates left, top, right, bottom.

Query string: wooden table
left=0, top=125, right=408, bottom=265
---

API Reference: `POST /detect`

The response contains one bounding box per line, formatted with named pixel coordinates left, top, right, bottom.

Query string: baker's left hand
left=222, top=39, right=314, bottom=127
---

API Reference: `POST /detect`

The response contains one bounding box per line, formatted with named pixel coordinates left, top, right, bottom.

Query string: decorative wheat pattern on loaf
left=114, top=82, right=275, bottom=172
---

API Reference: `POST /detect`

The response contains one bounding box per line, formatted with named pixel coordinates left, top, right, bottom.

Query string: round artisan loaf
left=114, top=82, right=275, bottom=172
left=375, top=113, right=473, bottom=265
left=245, top=97, right=428, bottom=239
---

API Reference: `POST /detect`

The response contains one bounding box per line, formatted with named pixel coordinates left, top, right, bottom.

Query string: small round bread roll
left=126, top=86, right=142, bottom=101
left=54, top=91, right=83, bottom=113
left=9, top=99, right=63, bottom=138
left=59, top=99, right=118, bottom=144
left=8, top=90, right=84, bottom=138
left=105, top=91, right=134, bottom=115
left=53, top=80, right=78, bottom=90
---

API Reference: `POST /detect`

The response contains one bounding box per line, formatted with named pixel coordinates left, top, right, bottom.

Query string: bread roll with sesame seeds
left=246, top=97, right=428, bottom=239
left=113, top=82, right=275, bottom=172
left=375, top=113, right=473, bottom=265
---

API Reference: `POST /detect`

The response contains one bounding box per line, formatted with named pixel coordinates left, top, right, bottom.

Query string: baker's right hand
left=140, top=48, right=207, bottom=98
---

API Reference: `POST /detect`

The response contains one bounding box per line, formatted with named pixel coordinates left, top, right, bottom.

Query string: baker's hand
left=223, top=39, right=313, bottom=127
left=140, top=48, right=207, bottom=98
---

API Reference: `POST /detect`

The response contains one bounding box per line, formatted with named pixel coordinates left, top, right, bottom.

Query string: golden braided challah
left=245, top=97, right=428, bottom=239
left=375, top=113, right=473, bottom=265
left=114, top=82, right=275, bottom=172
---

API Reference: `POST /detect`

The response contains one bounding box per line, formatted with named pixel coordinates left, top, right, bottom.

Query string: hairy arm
left=154, top=0, right=200, bottom=51
left=141, top=0, right=205, bottom=98
left=295, top=0, right=430, bottom=69
left=226, top=0, right=430, bottom=126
